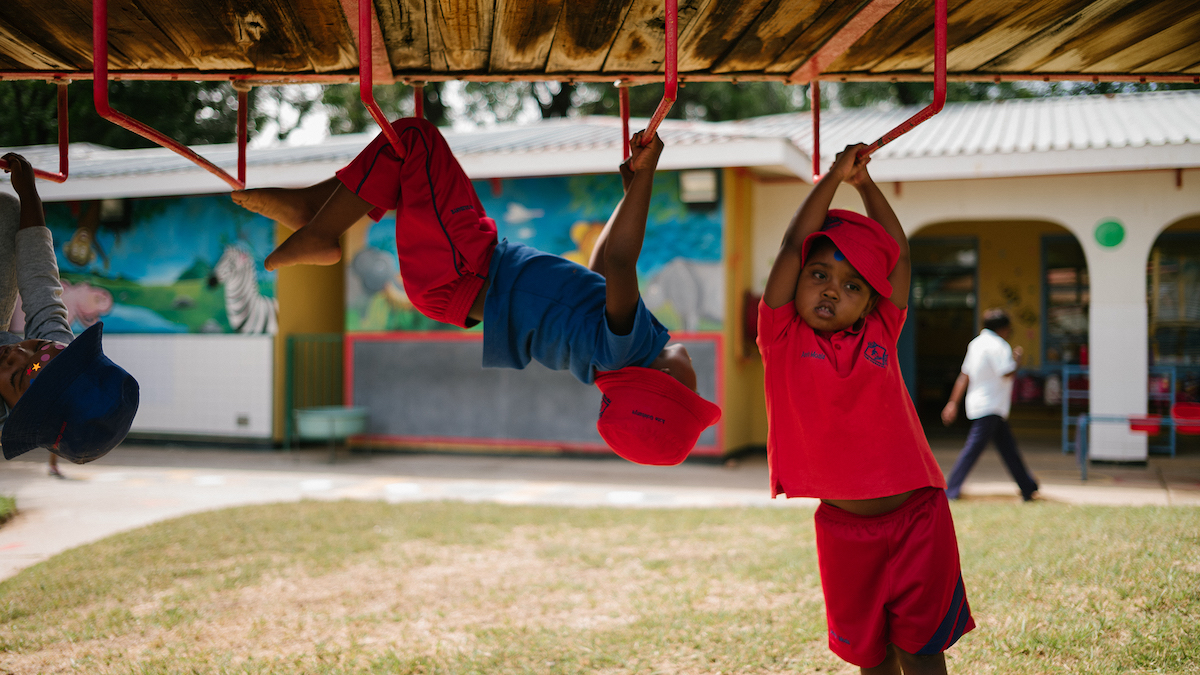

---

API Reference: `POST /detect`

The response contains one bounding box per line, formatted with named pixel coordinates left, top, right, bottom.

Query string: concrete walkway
left=1, top=440, right=1197, bottom=581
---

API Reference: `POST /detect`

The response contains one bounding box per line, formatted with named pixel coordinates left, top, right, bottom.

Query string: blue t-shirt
left=482, top=240, right=671, bottom=384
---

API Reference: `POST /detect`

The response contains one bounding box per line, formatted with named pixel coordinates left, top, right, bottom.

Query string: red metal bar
left=358, top=0, right=403, bottom=154
left=790, top=0, right=906, bottom=84
left=413, top=82, right=424, bottom=119
left=3, top=70, right=1199, bottom=85
left=237, top=87, right=248, bottom=185
left=619, top=85, right=631, bottom=159
left=639, top=0, right=678, bottom=145
left=860, top=0, right=947, bottom=158
left=1, top=81, right=69, bottom=182
left=92, top=0, right=243, bottom=189
left=811, top=80, right=820, bottom=182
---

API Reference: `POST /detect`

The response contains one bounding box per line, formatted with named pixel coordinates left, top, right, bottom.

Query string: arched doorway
left=1147, top=215, right=1200, bottom=452
left=904, top=220, right=1087, bottom=438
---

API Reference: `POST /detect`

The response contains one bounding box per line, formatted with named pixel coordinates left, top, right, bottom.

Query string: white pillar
left=1076, top=221, right=1156, bottom=461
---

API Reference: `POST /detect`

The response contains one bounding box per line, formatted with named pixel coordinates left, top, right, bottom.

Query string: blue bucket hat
left=2, top=322, right=139, bottom=463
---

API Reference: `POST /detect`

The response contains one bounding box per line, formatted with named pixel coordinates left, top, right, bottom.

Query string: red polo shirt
left=757, top=298, right=945, bottom=500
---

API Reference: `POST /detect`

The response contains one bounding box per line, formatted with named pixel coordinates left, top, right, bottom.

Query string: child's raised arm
left=763, top=144, right=868, bottom=309
left=846, top=165, right=910, bottom=309
left=2, top=153, right=46, bottom=231
left=588, top=131, right=663, bottom=335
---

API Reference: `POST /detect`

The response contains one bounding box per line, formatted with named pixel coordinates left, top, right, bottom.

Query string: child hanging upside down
left=233, top=119, right=719, bottom=465
left=1, top=154, right=140, bottom=465
left=758, top=145, right=972, bottom=674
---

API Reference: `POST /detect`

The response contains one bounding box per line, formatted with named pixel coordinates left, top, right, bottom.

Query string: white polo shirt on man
left=961, top=329, right=1017, bottom=420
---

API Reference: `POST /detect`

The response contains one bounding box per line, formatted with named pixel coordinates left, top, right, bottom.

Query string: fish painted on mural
left=208, top=245, right=278, bottom=334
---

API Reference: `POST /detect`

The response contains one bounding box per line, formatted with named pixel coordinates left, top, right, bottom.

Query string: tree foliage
left=2, top=77, right=1195, bottom=151
left=0, top=80, right=244, bottom=149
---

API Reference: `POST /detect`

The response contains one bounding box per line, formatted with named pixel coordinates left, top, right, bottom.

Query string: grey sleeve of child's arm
left=0, top=192, right=19, bottom=332
left=15, top=227, right=74, bottom=343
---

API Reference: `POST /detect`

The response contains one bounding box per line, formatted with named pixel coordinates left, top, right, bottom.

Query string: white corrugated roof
left=4, top=90, right=1198, bottom=200
left=732, top=90, right=1200, bottom=161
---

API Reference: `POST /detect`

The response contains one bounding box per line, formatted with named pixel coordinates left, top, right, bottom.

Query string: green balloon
left=1094, top=220, right=1125, bottom=248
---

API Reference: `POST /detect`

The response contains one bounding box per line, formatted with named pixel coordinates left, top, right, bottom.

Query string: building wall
left=271, top=222, right=347, bottom=442
left=911, top=220, right=1074, bottom=370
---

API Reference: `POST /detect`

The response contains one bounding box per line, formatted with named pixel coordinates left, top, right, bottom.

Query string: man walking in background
left=942, top=308, right=1040, bottom=501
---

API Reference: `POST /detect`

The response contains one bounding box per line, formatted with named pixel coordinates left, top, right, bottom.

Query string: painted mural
left=344, top=172, right=724, bottom=333
left=8, top=195, right=277, bottom=334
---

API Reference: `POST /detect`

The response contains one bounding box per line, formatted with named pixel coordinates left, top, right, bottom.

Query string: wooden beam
left=789, top=0, right=905, bottom=83
left=338, top=0, right=394, bottom=82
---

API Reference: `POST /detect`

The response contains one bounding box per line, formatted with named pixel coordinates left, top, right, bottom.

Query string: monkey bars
left=0, top=81, right=68, bottom=182
left=809, top=0, right=948, bottom=178
left=92, top=0, right=246, bottom=189
left=616, top=0, right=677, bottom=157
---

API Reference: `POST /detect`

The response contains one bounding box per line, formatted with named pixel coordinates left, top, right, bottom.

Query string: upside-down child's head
left=797, top=209, right=899, bottom=333
left=1, top=323, right=139, bottom=464
left=593, top=354, right=721, bottom=466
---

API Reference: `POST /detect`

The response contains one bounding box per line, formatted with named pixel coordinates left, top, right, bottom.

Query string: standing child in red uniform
left=757, top=145, right=973, bottom=674
left=233, top=119, right=719, bottom=465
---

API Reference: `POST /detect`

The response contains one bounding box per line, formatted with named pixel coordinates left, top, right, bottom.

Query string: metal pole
left=618, top=85, right=630, bottom=160
left=92, top=0, right=244, bottom=189
left=359, top=0, right=404, bottom=154
left=1, top=80, right=70, bottom=182
left=639, top=0, right=677, bottom=144
left=859, top=0, right=947, bottom=158
left=236, top=85, right=249, bottom=186
left=413, top=82, right=424, bottom=119
left=811, top=80, right=820, bottom=181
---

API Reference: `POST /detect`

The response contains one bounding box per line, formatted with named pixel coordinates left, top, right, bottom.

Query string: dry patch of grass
left=0, top=501, right=1197, bottom=674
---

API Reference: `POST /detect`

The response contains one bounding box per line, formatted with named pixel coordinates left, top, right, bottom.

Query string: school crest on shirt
left=864, top=341, right=888, bottom=368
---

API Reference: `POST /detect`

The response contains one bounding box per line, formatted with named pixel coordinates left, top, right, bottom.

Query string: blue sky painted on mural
left=34, top=195, right=277, bottom=334
left=44, top=196, right=276, bottom=285
left=364, top=172, right=721, bottom=280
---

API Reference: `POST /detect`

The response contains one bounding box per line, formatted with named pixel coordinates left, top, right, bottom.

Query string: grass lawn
left=0, top=501, right=1197, bottom=674
left=0, top=495, right=13, bottom=526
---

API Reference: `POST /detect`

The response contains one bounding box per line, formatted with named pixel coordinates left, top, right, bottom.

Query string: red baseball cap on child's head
left=801, top=209, right=899, bottom=298
left=594, top=367, right=721, bottom=466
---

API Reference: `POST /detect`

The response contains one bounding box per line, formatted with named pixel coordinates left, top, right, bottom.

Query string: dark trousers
left=945, top=415, right=1039, bottom=500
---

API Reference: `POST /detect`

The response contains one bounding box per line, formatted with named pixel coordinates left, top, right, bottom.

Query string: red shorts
left=336, top=118, right=497, bottom=328
left=814, top=487, right=974, bottom=668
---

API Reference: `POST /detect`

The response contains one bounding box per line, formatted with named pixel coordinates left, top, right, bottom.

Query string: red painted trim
left=352, top=433, right=722, bottom=457
left=640, top=0, right=677, bottom=145
left=358, top=0, right=404, bottom=156
left=347, top=330, right=484, bottom=342
left=860, top=0, right=947, bottom=158
left=92, top=0, right=243, bottom=190
left=790, top=0, right=906, bottom=83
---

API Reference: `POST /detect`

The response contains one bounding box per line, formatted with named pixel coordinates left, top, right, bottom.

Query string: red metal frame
left=236, top=87, right=248, bottom=185
left=790, top=0, right=907, bottom=84
left=92, top=0, right=244, bottom=189
left=618, top=85, right=631, bottom=159
left=358, top=0, right=403, bottom=155
left=413, top=82, right=424, bottom=119
left=638, top=0, right=678, bottom=146
left=0, top=81, right=69, bottom=183
left=810, top=80, right=820, bottom=181
left=860, top=0, right=948, bottom=158
left=3, top=71, right=1197, bottom=85
left=343, top=330, right=725, bottom=457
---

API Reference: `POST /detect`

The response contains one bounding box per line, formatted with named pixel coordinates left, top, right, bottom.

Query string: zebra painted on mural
left=209, top=245, right=278, bottom=334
